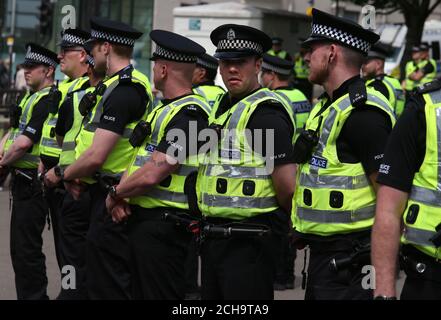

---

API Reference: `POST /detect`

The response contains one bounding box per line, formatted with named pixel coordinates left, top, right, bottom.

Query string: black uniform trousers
left=57, top=191, right=91, bottom=300
left=128, top=206, right=192, bottom=300
left=86, top=183, right=130, bottom=300
left=43, top=186, right=64, bottom=270
left=184, top=236, right=200, bottom=295
left=400, top=245, right=441, bottom=300
left=304, top=230, right=373, bottom=300
left=10, top=168, right=49, bottom=300
left=274, top=220, right=297, bottom=287
left=201, top=211, right=283, bottom=300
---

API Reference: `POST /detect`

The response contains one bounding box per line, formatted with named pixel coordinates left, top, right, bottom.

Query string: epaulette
left=415, top=79, right=441, bottom=94
left=348, top=79, right=367, bottom=107
left=119, top=68, right=133, bottom=83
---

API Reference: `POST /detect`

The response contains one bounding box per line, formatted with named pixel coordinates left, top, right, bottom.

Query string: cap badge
left=26, top=46, right=32, bottom=55
left=227, top=29, right=236, bottom=40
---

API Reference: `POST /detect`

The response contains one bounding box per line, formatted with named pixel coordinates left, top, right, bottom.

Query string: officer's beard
left=309, top=59, right=329, bottom=85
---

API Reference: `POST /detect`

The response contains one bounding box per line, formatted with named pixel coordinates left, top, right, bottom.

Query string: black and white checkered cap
left=154, top=45, right=197, bottom=62
left=303, top=9, right=379, bottom=56
left=90, top=29, right=136, bottom=47
left=211, top=24, right=272, bottom=59
left=59, top=29, right=90, bottom=48
left=310, top=24, right=371, bottom=54
left=23, top=43, right=59, bottom=68
left=217, top=39, right=263, bottom=55
left=150, top=30, right=205, bottom=63
left=86, top=55, right=95, bottom=67
left=86, top=17, right=143, bottom=48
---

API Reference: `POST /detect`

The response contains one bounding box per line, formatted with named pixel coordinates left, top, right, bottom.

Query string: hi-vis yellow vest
left=193, top=85, right=225, bottom=109
left=39, top=77, right=89, bottom=159
left=367, top=75, right=405, bottom=117
left=197, top=88, right=296, bottom=220
left=59, top=87, right=92, bottom=167
left=128, top=95, right=210, bottom=210
left=294, top=55, right=309, bottom=79
left=267, top=49, right=289, bottom=60
left=4, top=87, right=51, bottom=169
left=292, top=88, right=396, bottom=236
left=275, top=88, right=311, bottom=139
left=402, top=84, right=441, bottom=259
left=405, top=59, right=437, bottom=91
left=75, top=68, right=152, bottom=183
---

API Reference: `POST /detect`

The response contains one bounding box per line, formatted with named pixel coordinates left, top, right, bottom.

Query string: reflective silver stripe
left=299, top=172, right=370, bottom=189
left=227, top=90, right=277, bottom=130
left=134, top=155, right=151, bottom=167
left=48, top=117, right=58, bottom=126
left=122, top=128, right=133, bottom=139
left=41, top=137, right=61, bottom=149
left=437, top=105, right=441, bottom=191
left=20, top=92, right=41, bottom=126
left=409, top=185, right=441, bottom=207
left=202, top=193, right=278, bottom=209
left=382, top=77, right=404, bottom=101
left=205, top=164, right=271, bottom=179
left=367, top=93, right=396, bottom=118
left=151, top=105, right=172, bottom=144
left=429, top=89, right=441, bottom=105
left=145, top=188, right=188, bottom=203
left=404, top=226, right=436, bottom=247
left=61, top=141, right=76, bottom=152
left=21, top=153, right=40, bottom=163
left=297, top=205, right=375, bottom=223
left=194, top=87, right=206, bottom=99
left=274, top=91, right=293, bottom=113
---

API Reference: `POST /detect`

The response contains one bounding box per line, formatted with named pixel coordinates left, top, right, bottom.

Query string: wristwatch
left=373, top=295, right=397, bottom=300
left=54, top=166, right=64, bottom=180
left=108, top=185, right=118, bottom=199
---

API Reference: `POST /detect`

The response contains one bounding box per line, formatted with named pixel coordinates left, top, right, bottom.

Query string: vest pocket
left=303, top=189, right=312, bottom=206
left=242, top=180, right=255, bottom=196
left=216, top=178, right=227, bottom=194
left=329, top=191, right=343, bottom=208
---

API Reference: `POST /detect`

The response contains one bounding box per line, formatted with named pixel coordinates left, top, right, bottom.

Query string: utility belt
left=163, top=211, right=272, bottom=240
left=93, top=172, right=120, bottom=194
left=401, top=244, right=441, bottom=282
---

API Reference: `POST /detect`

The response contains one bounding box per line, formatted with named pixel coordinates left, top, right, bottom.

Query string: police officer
left=261, top=53, right=311, bottom=139
left=61, top=17, right=153, bottom=299
left=404, top=44, right=437, bottom=94
left=0, top=43, right=59, bottom=299
left=267, top=37, right=292, bottom=61
left=105, top=30, right=209, bottom=299
left=372, top=79, right=441, bottom=300
left=197, top=24, right=297, bottom=299
left=291, top=9, right=396, bottom=300
left=192, top=53, right=225, bottom=108
left=39, top=28, right=91, bottom=271
left=44, top=53, right=104, bottom=299
left=293, top=40, right=312, bottom=102
left=362, top=42, right=406, bottom=117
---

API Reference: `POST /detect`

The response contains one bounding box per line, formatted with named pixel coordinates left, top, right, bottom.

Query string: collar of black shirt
left=322, top=75, right=363, bottom=103
left=161, top=91, right=194, bottom=105
left=193, top=80, right=215, bottom=88
left=216, top=86, right=262, bottom=117
left=274, top=85, right=293, bottom=91
left=108, top=64, right=134, bottom=79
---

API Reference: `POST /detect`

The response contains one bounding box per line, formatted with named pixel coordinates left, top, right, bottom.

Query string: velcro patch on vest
left=220, top=149, right=241, bottom=160
left=310, top=155, right=328, bottom=169
left=145, top=143, right=156, bottom=152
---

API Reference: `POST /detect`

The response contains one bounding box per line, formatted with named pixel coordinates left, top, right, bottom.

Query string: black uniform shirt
left=421, top=59, right=435, bottom=75
left=215, top=88, right=295, bottom=166
left=316, top=76, right=393, bottom=175
left=97, top=66, right=148, bottom=135
left=376, top=94, right=426, bottom=192
left=155, top=93, right=209, bottom=161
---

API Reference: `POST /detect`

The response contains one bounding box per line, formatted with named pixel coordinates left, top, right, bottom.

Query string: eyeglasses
left=59, top=48, right=84, bottom=56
